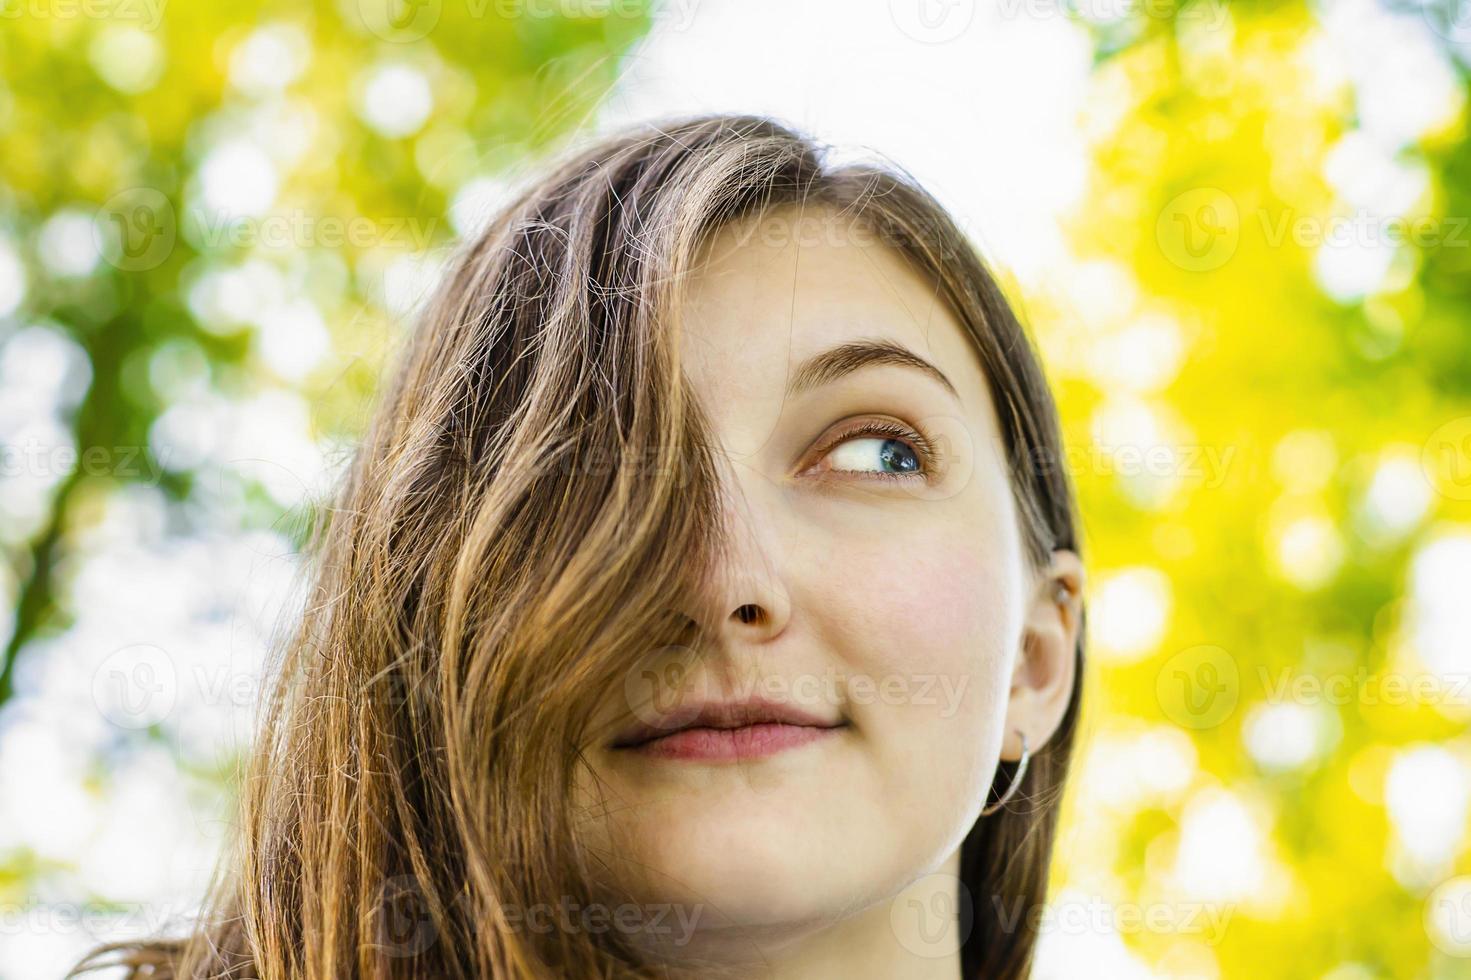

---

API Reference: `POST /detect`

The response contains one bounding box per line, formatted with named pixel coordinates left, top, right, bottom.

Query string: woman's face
left=576, top=205, right=1079, bottom=961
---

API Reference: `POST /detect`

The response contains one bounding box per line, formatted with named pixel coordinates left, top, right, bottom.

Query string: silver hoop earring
left=980, top=729, right=1030, bottom=817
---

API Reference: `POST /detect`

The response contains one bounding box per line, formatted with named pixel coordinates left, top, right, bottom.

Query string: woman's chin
left=598, top=814, right=900, bottom=936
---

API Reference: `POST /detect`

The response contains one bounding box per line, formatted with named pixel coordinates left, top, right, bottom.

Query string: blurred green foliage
left=0, top=0, right=653, bottom=705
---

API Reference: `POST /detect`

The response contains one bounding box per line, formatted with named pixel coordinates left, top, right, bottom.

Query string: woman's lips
left=618, top=721, right=846, bottom=761
left=609, top=695, right=848, bottom=762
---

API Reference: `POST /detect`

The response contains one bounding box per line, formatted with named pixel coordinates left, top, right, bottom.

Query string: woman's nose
left=702, top=463, right=793, bottom=644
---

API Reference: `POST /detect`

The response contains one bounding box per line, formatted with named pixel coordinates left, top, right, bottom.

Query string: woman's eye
left=810, top=420, right=935, bottom=482
left=829, top=435, right=917, bottom=473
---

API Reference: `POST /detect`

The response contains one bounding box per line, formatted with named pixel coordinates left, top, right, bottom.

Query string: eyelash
left=808, top=418, right=937, bottom=483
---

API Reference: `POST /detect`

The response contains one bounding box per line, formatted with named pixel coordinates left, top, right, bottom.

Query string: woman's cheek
left=829, top=530, right=1021, bottom=703
left=812, top=563, right=995, bottom=823
left=820, top=535, right=1018, bottom=847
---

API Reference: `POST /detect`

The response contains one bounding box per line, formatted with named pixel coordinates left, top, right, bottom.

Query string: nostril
left=733, top=603, right=763, bottom=626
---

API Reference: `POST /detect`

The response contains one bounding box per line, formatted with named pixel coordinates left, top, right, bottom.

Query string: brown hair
left=71, top=111, right=1085, bottom=980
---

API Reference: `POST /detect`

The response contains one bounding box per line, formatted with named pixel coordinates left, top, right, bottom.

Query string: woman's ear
left=1000, top=549, right=1085, bottom=761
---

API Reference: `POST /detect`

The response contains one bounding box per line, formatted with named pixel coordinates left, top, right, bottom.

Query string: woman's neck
left=654, top=849, right=967, bottom=980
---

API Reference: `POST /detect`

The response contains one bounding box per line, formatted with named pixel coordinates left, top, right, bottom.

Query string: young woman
left=73, top=112, right=1087, bottom=980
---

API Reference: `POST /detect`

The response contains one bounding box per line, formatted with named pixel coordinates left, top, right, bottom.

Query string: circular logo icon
left=621, top=644, right=709, bottom=732
left=376, top=874, right=440, bottom=957
left=92, top=643, right=177, bottom=729
left=1156, top=644, right=1239, bottom=730
left=890, top=871, right=974, bottom=958
left=356, top=0, right=443, bottom=43
left=1156, top=187, right=1240, bottom=272
left=1423, top=416, right=1471, bottom=501
left=859, top=412, right=976, bottom=503
left=889, top=0, right=976, bottom=44
left=1426, top=875, right=1471, bottom=957
left=1423, top=0, right=1471, bottom=45
left=95, top=187, right=176, bottom=272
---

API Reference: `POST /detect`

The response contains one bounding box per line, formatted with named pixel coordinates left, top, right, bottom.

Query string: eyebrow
left=785, top=337, right=959, bottom=401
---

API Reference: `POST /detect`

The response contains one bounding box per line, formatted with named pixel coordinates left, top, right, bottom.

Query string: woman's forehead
left=678, top=206, right=990, bottom=411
